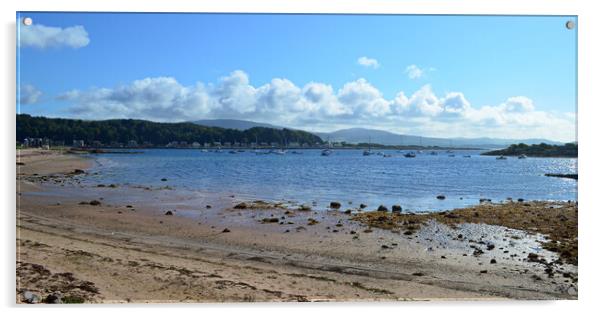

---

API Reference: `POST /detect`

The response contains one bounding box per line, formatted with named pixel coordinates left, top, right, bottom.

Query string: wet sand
left=16, top=149, right=577, bottom=303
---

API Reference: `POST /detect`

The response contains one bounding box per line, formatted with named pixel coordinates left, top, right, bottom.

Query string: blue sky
left=16, top=13, right=577, bottom=142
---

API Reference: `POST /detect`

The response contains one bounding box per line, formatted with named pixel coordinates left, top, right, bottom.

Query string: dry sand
left=15, top=149, right=577, bottom=303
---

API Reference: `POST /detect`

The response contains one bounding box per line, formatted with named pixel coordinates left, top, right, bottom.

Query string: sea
left=82, top=149, right=577, bottom=212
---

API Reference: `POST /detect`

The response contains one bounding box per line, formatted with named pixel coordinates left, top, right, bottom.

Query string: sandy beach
left=16, top=149, right=577, bottom=303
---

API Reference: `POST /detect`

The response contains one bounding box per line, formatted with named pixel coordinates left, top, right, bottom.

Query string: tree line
left=16, top=114, right=324, bottom=146
left=482, top=142, right=577, bottom=158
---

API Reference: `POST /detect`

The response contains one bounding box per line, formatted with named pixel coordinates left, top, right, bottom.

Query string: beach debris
left=22, top=291, right=40, bottom=304
left=436, top=195, right=446, bottom=200
left=329, top=202, right=341, bottom=209
left=164, top=210, right=174, bottom=216
left=377, top=205, right=388, bottom=212
left=234, top=202, right=248, bottom=209
left=307, top=218, right=319, bottom=225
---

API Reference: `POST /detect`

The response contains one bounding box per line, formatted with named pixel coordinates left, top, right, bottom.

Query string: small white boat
left=404, top=152, right=416, bottom=158
left=321, top=149, right=332, bottom=156
left=274, top=149, right=286, bottom=155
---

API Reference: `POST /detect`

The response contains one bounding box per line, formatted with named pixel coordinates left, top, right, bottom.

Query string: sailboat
left=363, top=137, right=373, bottom=156
left=322, top=137, right=333, bottom=156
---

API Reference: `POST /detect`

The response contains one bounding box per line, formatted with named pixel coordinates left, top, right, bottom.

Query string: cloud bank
left=20, top=24, right=90, bottom=49
left=58, top=70, right=576, bottom=142
left=19, top=84, right=42, bottom=105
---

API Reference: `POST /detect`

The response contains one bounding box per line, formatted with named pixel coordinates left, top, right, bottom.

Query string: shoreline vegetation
left=16, top=150, right=578, bottom=303
left=482, top=143, right=577, bottom=158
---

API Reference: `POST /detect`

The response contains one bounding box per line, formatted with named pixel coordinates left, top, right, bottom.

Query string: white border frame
left=2, top=1, right=600, bottom=315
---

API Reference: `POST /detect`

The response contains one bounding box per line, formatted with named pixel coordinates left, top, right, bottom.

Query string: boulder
left=23, top=291, right=40, bottom=304
left=164, top=210, right=173, bottom=216
left=262, top=218, right=279, bottom=223
left=233, top=202, right=247, bottom=209
left=377, top=205, right=388, bottom=212
left=44, top=293, right=62, bottom=304
left=161, top=178, right=167, bottom=181
left=436, top=195, right=446, bottom=200
left=392, top=205, right=402, bottom=213
left=359, top=203, right=367, bottom=209
left=89, top=200, right=101, bottom=206
left=329, top=202, right=341, bottom=209
left=222, top=228, right=231, bottom=233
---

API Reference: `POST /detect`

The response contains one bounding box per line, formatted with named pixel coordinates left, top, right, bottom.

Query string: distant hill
left=192, top=119, right=282, bottom=130
left=316, top=127, right=563, bottom=148
left=482, top=143, right=577, bottom=158
left=16, top=115, right=323, bottom=146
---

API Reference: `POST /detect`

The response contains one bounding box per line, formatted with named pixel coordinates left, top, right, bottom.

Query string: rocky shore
left=16, top=149, right=578, bottom=303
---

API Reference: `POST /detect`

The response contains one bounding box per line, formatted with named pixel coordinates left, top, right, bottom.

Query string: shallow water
left=83, top=149, right=577, bottom=212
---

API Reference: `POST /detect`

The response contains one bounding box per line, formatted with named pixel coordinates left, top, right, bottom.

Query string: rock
left=350, top=230, right=356, bottom=234
left=44, top=293, right=62, bottom=304
left=298, top=205, right=311, bottom=211
left=517, top=198, right=525, bottom=202
left=392, top=205, right=402, bottom=213
left=457, top=234, right=463, bottom=239
left=480, top=270, right=488, bottom=274
left=97, top=184, right=106, bottom=187
left=329, top=202, right=341, bottom=209
left=73, top=169, right=85, bottom=174
left=359, top=203, right=367, bottom=209
left=89, top=200, right=101, bottom=206
left=487, top=243, right=495, bottom=251
left=161, top=178, right=167, bottom=181
left=206, top=205, right=212, bottom=209
left=444, top=213, right=459, bottom=219
left=377, top=205, right=388, bottom=212
left=490, top=259, right=497, bottom=264
left=222, top=228, right=231, bottom=233
left=412, top=272, right=424, bottom=276
left=436, top=195, right=446, bottom=200
left=164, top=210, right=173, bottom=216
left=262, top=218, right=279, bottom=223
left=233, top=202, right=247, bottom=209
left=23, top=291, right=40, bottom=304
left=307, top=218, right=319, bottom=225
left=108, top=184, right=118, bottom=188
left=473, top=248, right=484, bottom=256
left=363, top=229, right=373, bottom=233
left=381, top=245, right=390, bottom=249
left=343, top=209, right=352, bottom=214
left=126, top=205, right=133, bottom=208
left=527, top=253, right=540, bottom=262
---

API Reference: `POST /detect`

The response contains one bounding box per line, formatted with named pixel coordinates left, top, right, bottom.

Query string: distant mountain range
left=315, top=128, right=563, bottom=148
left=192, top=119, right=564, bottom=148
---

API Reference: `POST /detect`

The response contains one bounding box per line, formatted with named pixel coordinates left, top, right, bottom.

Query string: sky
left=16, top=13, right=577, bottom=142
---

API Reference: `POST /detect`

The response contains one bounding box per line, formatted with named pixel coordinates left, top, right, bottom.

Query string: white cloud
left=404, top=64, right=435, bottom=79
left=58, top=70, right=576, bottom=142
left=19, top=84, right=42, bottom=105
left=357, top=56, right=380, bottom=69
left=20, top=24, right=90, bottom=49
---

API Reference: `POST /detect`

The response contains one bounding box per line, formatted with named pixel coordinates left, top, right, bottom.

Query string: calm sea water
left=84, top=149, right=577, bottom=212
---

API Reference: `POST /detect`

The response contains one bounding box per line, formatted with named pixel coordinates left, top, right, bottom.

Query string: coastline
left=16, top=149, right=578, bottom=303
